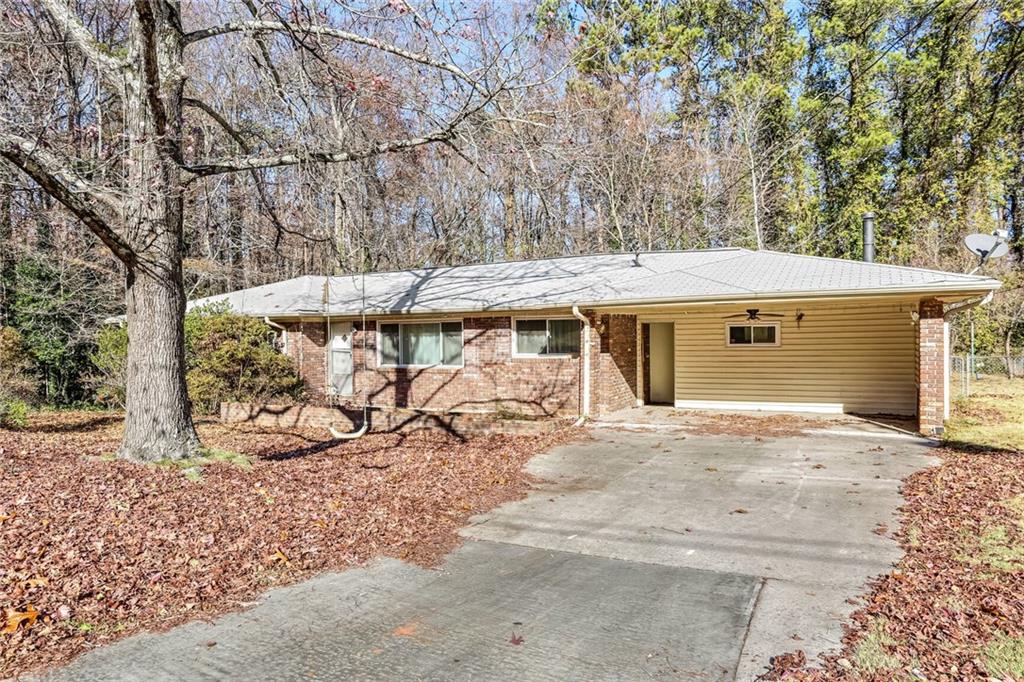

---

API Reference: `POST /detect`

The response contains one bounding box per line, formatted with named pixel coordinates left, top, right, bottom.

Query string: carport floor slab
left=37, top=540, right=759, bottom=682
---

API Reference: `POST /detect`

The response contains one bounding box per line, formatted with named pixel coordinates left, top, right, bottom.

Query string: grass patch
left=958, top=494, right=1024, bottom=573
left=984, top=632, right=1024, bottom=679
left=944, top=376, right=1024, bottom=452
left=155, top=446, right=252, bottom=474
left=851, top=618, right=901, bottom=673
left=970, top=526, right=1024, bottom=572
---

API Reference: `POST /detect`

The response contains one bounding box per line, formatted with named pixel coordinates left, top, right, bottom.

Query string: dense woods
left=1, top=0, right=1023, bottom=416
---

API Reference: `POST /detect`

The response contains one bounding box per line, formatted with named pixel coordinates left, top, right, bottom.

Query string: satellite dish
left=965, top=233, right=1009, bottom=260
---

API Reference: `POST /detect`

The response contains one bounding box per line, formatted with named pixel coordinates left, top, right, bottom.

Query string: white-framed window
left=725, top=322, right=780, bottom=347
left=378, top=320, right=463, bottom=367
left=329, top=321, right=354, bottom=394
left=513, top=318, right=581, bottom=357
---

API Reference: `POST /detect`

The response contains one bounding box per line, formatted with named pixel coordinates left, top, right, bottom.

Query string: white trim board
left=674, top=399, right=844, bottom=414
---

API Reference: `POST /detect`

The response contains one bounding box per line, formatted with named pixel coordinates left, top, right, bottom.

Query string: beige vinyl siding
left=666, top=301, right=918, bottom=415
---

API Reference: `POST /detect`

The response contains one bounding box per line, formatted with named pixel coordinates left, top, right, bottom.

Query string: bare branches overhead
left=186, top=127, right=460, bottom=177
left=36, top=0, right=128, bottom=78
left=184, top=19, right=477, bottom=84
left=0, top=132, right=134, bottom=265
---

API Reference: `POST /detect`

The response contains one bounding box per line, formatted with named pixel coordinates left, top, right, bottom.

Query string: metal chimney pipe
left=862, top=212, right=876, bottom=263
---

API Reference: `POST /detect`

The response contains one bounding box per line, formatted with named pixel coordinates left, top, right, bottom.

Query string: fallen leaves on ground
left=0, top=411, right=579, bottom=677
left=670, top=411, right=836, bottom=437
left=763, top=445, right=1024, bottom=681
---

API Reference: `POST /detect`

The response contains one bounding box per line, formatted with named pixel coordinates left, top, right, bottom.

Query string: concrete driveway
left=38, top=418, right=936, bottom=681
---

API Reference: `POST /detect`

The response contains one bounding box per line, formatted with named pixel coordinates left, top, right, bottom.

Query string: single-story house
left=194, top=248, right=1001, bottom=435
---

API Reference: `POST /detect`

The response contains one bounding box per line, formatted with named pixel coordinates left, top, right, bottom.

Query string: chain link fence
left=952, top=355, right=1024, bottom=397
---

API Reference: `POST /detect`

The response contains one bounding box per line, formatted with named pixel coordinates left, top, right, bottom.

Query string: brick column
left=917, top=299, right=946, bottom=435
left=585, top=313, right=639, bottom=416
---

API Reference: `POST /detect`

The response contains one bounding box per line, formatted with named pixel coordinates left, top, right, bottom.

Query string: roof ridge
left=590, top=249, right=756, bottom=298
left=321, top=247, right=750, bottom=279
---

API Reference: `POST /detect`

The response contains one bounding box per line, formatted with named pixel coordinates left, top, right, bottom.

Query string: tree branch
left=238, top=0, right=287, bottom=100
left=183, top=97, right=252, bottom=150
left=0, top=132, right=135, bottom=266
left=39, top=0, right=128, bottom=77
left=183, top=20, right=475, bottom=84
left=183, top=97, right=309, bottom=245
left=133, top=0, right=170, bottom=145
left=185, top=128, right=456, bottom=177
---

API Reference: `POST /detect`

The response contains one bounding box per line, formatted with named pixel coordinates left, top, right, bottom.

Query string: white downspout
left=328, top=420, right=368, bottom=440
left=944, top=290, right=994, bottom=316
left=263, top=316, right=287, bottom=353
left=572, top=305, right=591, bottom=426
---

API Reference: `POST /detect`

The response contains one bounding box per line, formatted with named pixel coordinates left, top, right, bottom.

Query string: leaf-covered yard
left=0, top=413, right=578, bottom=677
left=769, top=377, right=1024, bottom=681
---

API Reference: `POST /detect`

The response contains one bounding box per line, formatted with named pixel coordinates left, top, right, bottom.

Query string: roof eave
left=254, top=280, right=1000, bottom=319
left=577, top=281, right=1002, bottom=311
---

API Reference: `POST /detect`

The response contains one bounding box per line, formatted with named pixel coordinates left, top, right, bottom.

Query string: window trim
left=724, top=321, right=781, bottom=348
left=511, top=316, right=582, bottom=358
left=375, top=319, right=465, bottom=369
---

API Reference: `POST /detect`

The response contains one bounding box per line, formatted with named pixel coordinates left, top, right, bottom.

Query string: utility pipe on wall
left=571, top=305, right=591, bottom=426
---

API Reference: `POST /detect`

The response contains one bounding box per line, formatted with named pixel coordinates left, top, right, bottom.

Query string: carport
left=590, top=295, right=957, bottom=436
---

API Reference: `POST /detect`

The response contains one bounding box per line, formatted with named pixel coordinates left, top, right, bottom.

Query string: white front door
left=329, top=321, right=354, bottom=395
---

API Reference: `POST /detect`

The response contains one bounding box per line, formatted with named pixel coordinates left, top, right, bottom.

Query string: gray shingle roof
left=190, top=248, right=1000, bottom=317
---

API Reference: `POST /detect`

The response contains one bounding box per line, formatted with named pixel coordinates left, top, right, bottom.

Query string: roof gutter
left=571, top=305, right=590, bottom=426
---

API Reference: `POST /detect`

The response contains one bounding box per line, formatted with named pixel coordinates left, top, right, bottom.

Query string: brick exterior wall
left=281, top=313, right=641, bottom=419
left=220, top=402, right=565, bottom=436
left=917, top=298, right=946, bottom=435
left=284, top=319, right=327, bottom=397
left=284, top=316, right=583, bottom=417
left=591, top=314, right=639, bottom=414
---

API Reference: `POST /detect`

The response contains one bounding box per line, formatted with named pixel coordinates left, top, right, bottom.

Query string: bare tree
left=0, top=0, right=529, bottom=460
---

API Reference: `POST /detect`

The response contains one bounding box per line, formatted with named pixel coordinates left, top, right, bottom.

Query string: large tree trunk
left=118, top=0, right=200, bottom=461
left=120, top=258, right=198, bottom=460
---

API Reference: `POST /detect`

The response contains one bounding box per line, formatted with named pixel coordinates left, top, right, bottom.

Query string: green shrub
left=0, top=328, right=36, bottom=428
left=0, top=399, right=29, bottom=429
left=186, top=312, right=304, bottom=414
left=88, top=324, right=130, bottom=408
left=89, top=307, right=304, bottom=415
left=8, top=257, right=111, bottom=404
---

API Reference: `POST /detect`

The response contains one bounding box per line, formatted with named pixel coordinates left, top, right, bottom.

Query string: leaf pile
left=764, top=446, right=1024, bottom=681
left=671, top=410, right=835, bottom=438
left=0, top=412, right=579, bottom=677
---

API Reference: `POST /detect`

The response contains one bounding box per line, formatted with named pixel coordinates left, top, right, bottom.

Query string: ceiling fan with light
left=723, top=308, right=785, bottom=321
